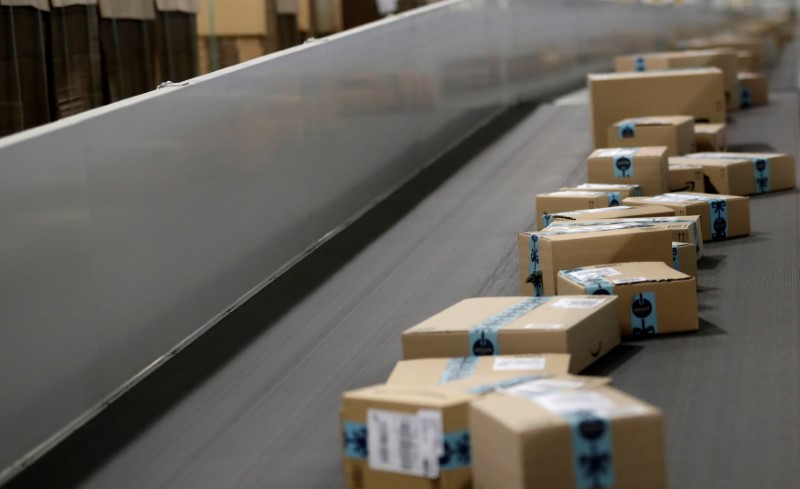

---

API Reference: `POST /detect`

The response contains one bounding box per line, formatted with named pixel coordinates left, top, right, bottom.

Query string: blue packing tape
left=618, top=122, right=636, bottom=139
left=468, top=298, right=550, bottom=355
left=613, top=155, right=634, bottom=178
left=542, top=213, right=553, bottom=228
left=753, top=158, right=771, bottom=193
left=343, top=421, right=369, bottom=459
left=630, top=291, right=658, bottom=336
left=634, top=56, right=646, bottom=71
left=672, top=244, right=680, bottom=271
left=607, top=192, right=621, bottom=207
left=527, top=234, right=544, bottom=296
left=585, top=278, right=614, bottom=296
left=708, top=199, right=728, bottom=240
left=440, top=357, right=479, bottom=383
left=741, top=86, right=753, bottom=108
left=563, top=411, right=615, bottom=489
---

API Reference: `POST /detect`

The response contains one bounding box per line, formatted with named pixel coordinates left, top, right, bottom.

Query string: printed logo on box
left=630, top=292, right=658, bottom=336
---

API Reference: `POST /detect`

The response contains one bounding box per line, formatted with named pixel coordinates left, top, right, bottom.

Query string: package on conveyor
left=557, top=262, right=698, bottom=336
left=387, top=354, right=572, bottom=386
left=587, top=146, right=669, bottom=196
left=737, top=50, right=755, bottom=71
left=615, top=49, right=739, bottom=110
left=341, top=375, right=609, bottom=489
left=738, top=72, right=769, bottom=108
left=676, top=152, right=795, bottom=195
left=518, top=223, right=673, bottom=296
left=672, top=241, right=698, bottom=278
left=606, top=116, right=695, bottom=156
left=668, top=162, right=706, bottom=193
left=470, top=382, right=667, bottom=489
left=545, top=216, right=704, bottom=261
left=588, top=68, right=725, bottom=148
left=694, top=123, right=727, bottom=151
left=542, top=205, right=675, bottom=227
left=675, top=36, right=765, bottom=69
left=559, top=183, right=642, bottom=198
left=535, top=190, right=623, bottom=230
left=401, top=296, right=620, bottom=373
left=623, top=192, right=750, bottom=241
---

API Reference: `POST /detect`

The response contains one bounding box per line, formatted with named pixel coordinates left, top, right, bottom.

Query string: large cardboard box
left=470, top=384, right=667, bottom=489
left=615, top=49, right=739, bottom=110
left=668, top=162, right=706, bottom=193
left=560, top=183, right=641, bottom=198
left=401, top=297, right=620, bottom=374
left=588, top=68, right=725, bottom=148
left=387, top=354, right=572, bottom=386
left=675, top=36, right=764, bottom=68
left=546, top=216, right=704, bottom=261
left=694, top=123, right=727, bottom=151
left=518, top=224, right=673, bottom=297
left=607, top=116, right=695, bottom=156
left=535, top=191, right=622, bottom=230
left=542, top=205, right=675, bottom=227
left=558, top=262, right=698, bottom=336
left=624, top=192, right=750, bottom=241
left=678, top=152, right=795, bottom=195
left=587, top=146, right=669, bottom=196
left=673, top=241, right=698, bottom=278
left=737, top=49, right=755, bottom=71
left=738, top=72, right=769, bottom=108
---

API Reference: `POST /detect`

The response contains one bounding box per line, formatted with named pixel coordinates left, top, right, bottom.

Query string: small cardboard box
left=387, top=354, right=572, bottom=386
left=535, top=191, right=623, bottom=230
left=546, top=216, right=704, bottom=261
left=558, top=262, right=698, bottom=336
left=694, top=123, right=727, bottom=151
left=341, top=384, right=475, bottom=489
left=668, top=162, right=706, bottom=193
left=607, top=116, right=695, bottom=156
left=587, top=146, right=669, bottom=196
left=542, top=205, right=675, bottom=227
left=738, top=72, right=769, bottom=107
left=518, top=224, right=673, bottom=297
left=623, top=192, right=750, bottom=241
left=672, top=241, right=698, bottom=278
left=560, top=183, right=642, bottom=198
left=675, top=36, right=764, bottom=68
left=737, top=49, right=755, bottom=71
left=588, top=68, right=726, bottom=148
left=614, top=49, right=739, bottom=110
left=470, top=384, right=667, bottom=489
left=678, top=152, right=795, bottom=195
left=401, top=296, right=620, bottom=374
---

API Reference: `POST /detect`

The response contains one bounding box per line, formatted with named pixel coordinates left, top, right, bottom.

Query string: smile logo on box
left=631, top=292, right=657, bottom=336
left=472, top=331, right=495, bottom=356
left=710, top=200, right=728, bottom=240
left=614, top=156, right=632, bottom=177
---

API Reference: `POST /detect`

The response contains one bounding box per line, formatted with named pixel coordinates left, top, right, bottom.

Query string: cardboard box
left=737, top=49, right=755, bottom=71
left=535, top=191, right=623, bottom=230
left=401, top=296, right=620, bottom=374
left=615, top=49, right=739, bottom=110
left=694, top=123, right=727, bottom=151
left=668, top=162, right=706, bottom=193
left=607, top=116, right=695, bottom=156
left=587, top=146, right=669, bottom=196
left=558, top=262, right=698, bottom=335
left=623, top=192, right=750, bottom=241
left=559, top=183, right=641, bottom=198
left=672, top=241, right=697, bottom=278
left=342, top=375, right=612, bottom=489
left=518, top=224, right=673, bottom=296
left=675, top=36, right=764, bottom=68
left=738, top=72, right=768, bottom=108
left=470, top=384, right=667, bottom=489
left=542, top=205, right=675, bottom=228
left=546, top=216, right=704, bottom=261
left=387, top=354, right=572, bottom=386
left=678, top=152, right=795, bottom=195
left=588, top=68, right=725, bottom=148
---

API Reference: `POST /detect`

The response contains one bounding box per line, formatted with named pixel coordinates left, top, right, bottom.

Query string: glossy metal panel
left=0, top=0, right=732, bottom=480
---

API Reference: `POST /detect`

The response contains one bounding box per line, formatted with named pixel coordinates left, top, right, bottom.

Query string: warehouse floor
left=8, top=39, right=800, bottom=489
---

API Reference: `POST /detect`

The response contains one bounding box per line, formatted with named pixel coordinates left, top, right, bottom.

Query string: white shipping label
left=367, top=409, right=442, bottom=479
left=567, top=267, right=621, bottom=281
left=493, top=356, right=547, bottom=371
left=612, top=277, right=648, bottom=285
left=534, top=390, right=615, bottom=414
left=522, top=322, right=563, bottom=330
left=566, top=205, right=634, bottom=214
left=576, top=183, right=635, bottom=190
left=550, top=298, right=608, bottom=309
left=547, top=191, right=604, bottom=197
left=596, top=148, right=638, bottom=157
left=501, top=378, right=587, bottom=398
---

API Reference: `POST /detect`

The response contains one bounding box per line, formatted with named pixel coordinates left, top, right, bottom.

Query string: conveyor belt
left=8, top=47, right=800, bottom=489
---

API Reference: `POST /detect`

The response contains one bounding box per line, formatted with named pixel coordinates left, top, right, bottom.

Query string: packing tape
left=607, top=192, right=621, bottom=207
left=527, top=234, right=544, bottom=296
left=672, top=244, right=680, bottom=271
left=709, top=199, right=728, bottom=240
left=754, top=158, right=771, bottom=193
left=468, top=298, right=550, bottom=356
left=630, top=291, right=658, bottom=336
left=740, top=86, right=753, bottom=108
left=343, top=421, right=369, bottom=459
left=585, top=278, right=614, bottom=296
left=439, top=357, right=479, bottom=384
left=613, top=155, right=634, bottom=178
left=618, top=122, right=636, bottom=139
left=563, top=411, right=616, bottom=489
left=467, top=375, right=547, bottom=395
left=634, top=56, right=646, bottom=71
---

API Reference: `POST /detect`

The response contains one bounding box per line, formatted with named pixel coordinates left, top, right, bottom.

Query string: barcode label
left=493, top=356, right=547, bottom=371
left=500, top=378, right=587, bottom=398
left=567, top=267, right=621, bottom=281
left=612, top=277, right=647, bottom=285
left=367, top=409, right=442, bottom=479
left=550, top=298, right=607, bottom=309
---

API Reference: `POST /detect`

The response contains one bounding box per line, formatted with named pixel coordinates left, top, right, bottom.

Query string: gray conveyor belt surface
left=7, top=44, right=800, bottom=489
